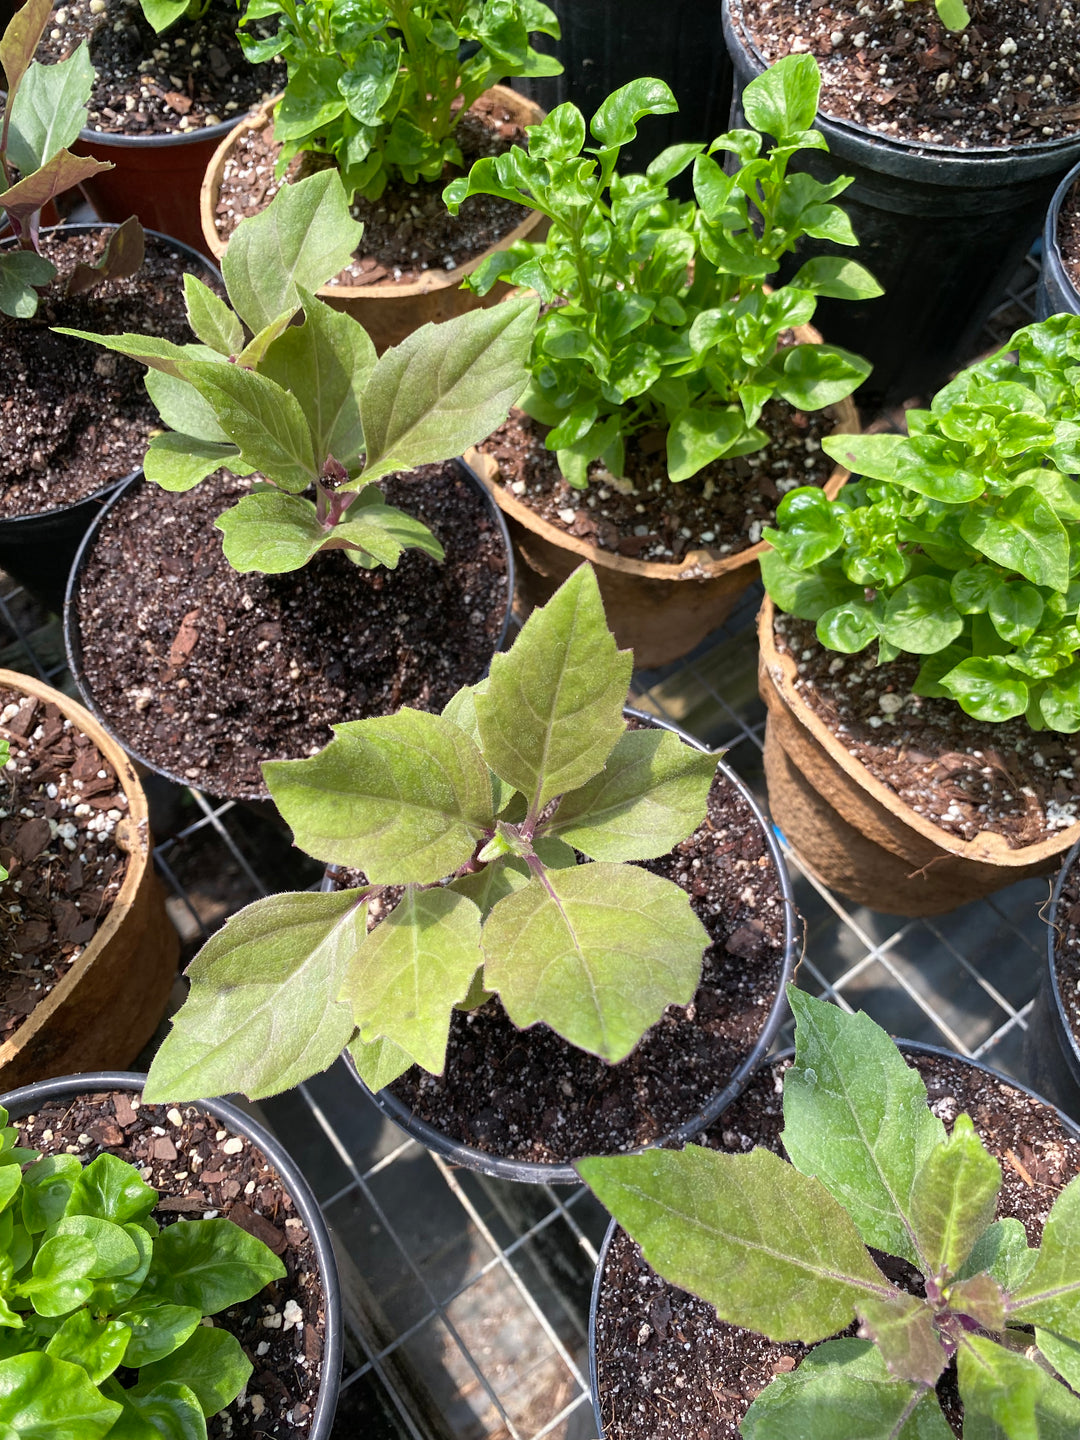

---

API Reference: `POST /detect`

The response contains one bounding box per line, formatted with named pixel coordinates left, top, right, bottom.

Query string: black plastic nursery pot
left=0, top=225, right=222, bottom=614
left=340, top=708, right=799, bottom=1185
left=723, top=0, right=1080, bottom=410
left=0, top=1070, right=342, bottom=1440
left=1025, top=835, right=1080, bottom=1122
left=587, top=1039, right=1080, bottom=1439
left=1038, top=159, right=1080, bottom=322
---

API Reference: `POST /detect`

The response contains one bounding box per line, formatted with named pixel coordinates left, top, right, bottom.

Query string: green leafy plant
left=236, top=0, right=562, bottom=203
left=143, top=562, right=720, bottom=1104
left=441, top=55, right=880, bottom=489
left=580, top=986, right=1080, bottom=1439
left=58, top=168, right=538, bottom=575
left=0, top=1108, right=285, bottom=1438
left=761, top=313, right=1080, bottom=732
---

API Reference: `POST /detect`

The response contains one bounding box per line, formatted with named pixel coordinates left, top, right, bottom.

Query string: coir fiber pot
left=0, top=1070, right=342, bottom=1439
left=339, top=708, right=798, bottom=1185
left=757, top=594, right=1080, bottom=916
left=1038, top=158, right=1080, bottom=322
left=1025, top=835, right=1080, bottom=1123
left=587, top=1039, right=1080, bottom=1440
left=0, top=670, right=177, bottom=1087
left=0, top=225, right=222, bottom=614
left=465, top=380, right=858, bottom=670
left=200, top=87, right=549, bottom=352
left=723, top=0, right=1080, bottom=411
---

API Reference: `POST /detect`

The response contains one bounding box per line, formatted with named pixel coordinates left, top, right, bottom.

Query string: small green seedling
left=143, top=563, right=720, bottom=1104
left=59, top=169, right=538, bottom=575
left=443, top=55, right=880, bottom=488
left=580, top=987, right=1080, bottom=1439
left=762, top=313, right=1080, bottom=733
left=0, top=1109, right=285, bottom=1437
left=922, top=0, right=970, bottom=32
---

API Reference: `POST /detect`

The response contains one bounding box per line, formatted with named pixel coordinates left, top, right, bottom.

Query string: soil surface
left=595, top=1048, right=1080, bottom=1440
left=214, top=96, right=531, bottom=285
left=37, top=0, right=284, bottom=136
left=0, top=229, right=213, bottom=520
left=774, top=612, right=1080, bottom=848
left=1052, top=856, right=1080, bottom=1053
left=16, top=1089, right=325, bottom=1439
left=734, top=0, right=1080, bottom=147
left=71, top=464, right=510, bottom=798
left=0, top=684, right=129, bottom=1040
left=476, top=403, right=837, bottom=567
left=1058, top=178, right=1080, bottom=296
left=389, top=760, right=790, bottom=1164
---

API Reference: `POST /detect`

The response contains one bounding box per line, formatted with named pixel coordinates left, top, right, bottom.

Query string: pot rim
left=78, top=110, right=244, bottom=149
left=63, top=459, right=517, bottom=802
left=1046, top=836, right=1080, bottom=1079
left=0, top=1069, right=342, bottom=1440
left=342, top=705, right=799, bottom=1184
left=1044, top=157, right=1080, bottom=310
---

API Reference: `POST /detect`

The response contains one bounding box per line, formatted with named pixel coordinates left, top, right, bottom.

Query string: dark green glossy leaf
left=143, top=1218, right=286, bottom=1313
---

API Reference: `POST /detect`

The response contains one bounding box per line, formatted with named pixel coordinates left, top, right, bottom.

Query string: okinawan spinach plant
left=0, top=1110, right=284, bottom=1438
left=581, top=987, right=1080, bottom=1439
left=442, top=55, right=880, bottom=488
left=142, top=563, right=720, bottom=1104
left=58, top=169, right=538, bottom=575
left=237, top=0, right=562, bottom=203
left=761, top=313, right=1080, bottom=732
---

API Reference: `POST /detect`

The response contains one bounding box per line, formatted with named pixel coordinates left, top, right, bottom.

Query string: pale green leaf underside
left=182, top=273, right=244, bottom=357
left=144, top=366, right=230, bottom=444
left=179, top=359, right=318, bottom=494
left=144, top=432, right=240, bottom=493
left=348, top=1034, right=414, bottom=1092
left=908, top=1112, right=1000, bottom=1279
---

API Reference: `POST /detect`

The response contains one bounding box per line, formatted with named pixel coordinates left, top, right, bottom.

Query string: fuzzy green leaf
left=51, top=329, right=191, bottom=379
left=182, top=273, right=244, bottom=357
left=178, top=359, right=319, bottom=493
left=215, top=492, right=328, bottom=573
left=0, top=0, right=52, bottom=105
left=5, top=44, right=94, bottom=175
left=143, top=367, right=230, bottom=444
left=1035, top=1329, right=1080, bottom=1394
left=0, top=249, right=55, bottom=319
left=347, top=1034, right=414, bottom=1092
left=947, top=1273, right=1006, bottom=1331
left=1009, top=1175, right=1080, bottom=1336
left=908, top=1112, right=1000, bottom=1279
left=143, top=432, right=241, bottom=493
left=442, top=682, right=516, bottom=816
left=0, top=148, right=108, bottom=226
left=855, top=1291, right=945, bottom=1387
left=332, top=488, right=444, bottom=565
left=956, top=1218, right=1037, bottom=1292
left=958, top=1334, right=1080, bottom=1440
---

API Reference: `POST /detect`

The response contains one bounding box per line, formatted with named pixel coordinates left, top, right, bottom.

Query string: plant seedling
left=237, top=0, right=562, bottom=203
left=581, top=987, right=1080, bottom=1439
left=921, top=0, right=970, bottom=32
left=0, top=1108, right=285, bottom=1437
left=143, top=563, right=721, bottom=1104
left=59, top=168, right=539, bottom=574
left=443, top=55, right=881, bottom=488
left=761, top=313, right=1080, bottom=733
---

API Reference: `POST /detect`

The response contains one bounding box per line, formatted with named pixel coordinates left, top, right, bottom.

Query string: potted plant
left=723, top=0, right=1080, bottom=410
left=582, top=986, right=1080, bottom=1439
left=139, top=562, right=797, bottom=1182
left=0, top=668, right=178, bottom=1087
left=61, top=169, right=536, bottom=800
left=1038, top=158, right=1080, bottom=322
left=449, top=56, right=877, bottom=666
left=0, top=1069, right=342, bottom=1437
left=757, top=312, right=1080, bottom=915
left=199, top=0, right=561, bottom=349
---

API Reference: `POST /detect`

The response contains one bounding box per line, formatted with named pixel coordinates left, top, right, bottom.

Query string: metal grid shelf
left=0, top=253, right=1049, bottom=1440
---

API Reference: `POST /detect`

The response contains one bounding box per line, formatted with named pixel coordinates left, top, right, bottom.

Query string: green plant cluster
left=0, top=1110, right=285, bottom=1438
left=442, top=54, right=880, bottom=488
left=762, top=314, right=1080, bottom=732
left=60, top=170, right=537, bottom=576
left=143, top=563, right=720, bottom=1105
left=582, top=988, right=1080, bottom=1439
left=236, top=0, right=562, bottom=202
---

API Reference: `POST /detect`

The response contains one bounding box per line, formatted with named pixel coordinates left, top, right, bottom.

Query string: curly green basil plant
left=442, top=54, right=881, bottom=489
left=58, top=168, right=537, bottom=576
left=0, top=1112, right=285, bottom=1438
left=581, top=987, right=1080, bottom=1440
left=143, top=563, right=720, bottom=1104
left=237, top=0, right=562, bottom=203
left=761, top=313, right=1080, bottom=732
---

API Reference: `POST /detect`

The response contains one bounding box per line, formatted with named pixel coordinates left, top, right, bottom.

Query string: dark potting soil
left=775, top=612, right=1080, bottom=848
left=16, top=1090, right=325, bottom=1439
left=595, top=1049, right=1080, bottom=1440
left=1052, top=856, right=1080, bottom=1055
left=390, top=766, right=788, bottom=1164
left=72, top=464, right=510, bottom=797
left=0, top=685, right=129, bottom=1041
left=0, top=229, right=210, bottom=520
left=1058, top=179, right=1080, bottom=297
left=213, top=97, right=531, bottom=285
left=736, top=0, right=1080, bottom=147
left=475, top=403, right=836, bottom=567
left=37, top=0, right=284, bottom=136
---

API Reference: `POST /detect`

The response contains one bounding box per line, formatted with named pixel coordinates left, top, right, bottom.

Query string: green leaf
left=139, top=0, right=190, bottom=31
left=958, top=1334, right=1080, bottom=1440
left=178, top=360, right=318, bottom=494
left=0, top=1352, right=122, bottom=1438
left=181, top=274, right=244, bottom=357
left=988, top=581, right=1044, bottom=646
left=774, top=344, right=871, bottom=412
left=956, top=1217, right=1037, bottom=1292
left=959, top=486, right=1070, bottom=592
left=0, top=0, right=52, bottom=108
left=51, top=329, right=192, bottom=379
left=483, top=862, right=707, bottom=1062
left=340, top=886, right=482, bottom=1073
left=879, top=578, right=963, bottom=655
left=234, top=305, right=299, bottom=368
left=947, top=1273, right=1006, bottom=1331
left=665, top=406, right=749, bottom=481
left=0, top=249, right=55, bottom=318
left=264, top=708, right=495, bottom=881
left=816, top=599, right=879, bottom=653
left=65, top=1152, right=157, bottom=1227
left=143, top=433, right=241, bottom=493
left=578, top=1146, right=893, bottom=1340
left=21, top=1155, right=80, bottom=1234
left=143, top=1218, right=285, bottom=1312
left=936, top=0, right=971, bottom=30
left=950, top=566, right=998, bottom=616
left=356, top=296, right=537, bottom=485
left=855, top=1291, right=945, bottom=1387
left=45, top=1311, right=130, bottom=1385
left=139, top=1326, right=252, bottom=1419
left=332, top=488, right=444, bottom=566
left=476, top=566, right=632, bottom=814
left=589, top=77, right=677, bottom=148
left=215, top=492, right=327, bottom=574
left=1010, top=1176, right=1080, bottom=1334
left=742, top=52, right=821, bottom=137
left=121, top=1305, right=202, bottom=1368
left=788, top=256, right=884, bottom=301
left=143, top=368, right=229, bottom=444
left=771, top=487, right=845, bottom=569
left=939, top=658, right=1029, bottom=724
left=273, top=55, right=347, bottom=141
left=5, top=44, right=94, bottom=174
left=109, top=1380, right=205, bottom=1440
left=347, top=1034, right=415, bottom=1091
left=908, top=1114, right=1000, bottom=1278
left=143, top=889, right=365, bottom=1102
left=821, top=432, right=904, bottom=481
left=26, top=1234, right=100, bottom=1315
left=782, top=989, right=946, bottom=1270
left=760, top=545, right=859, bottom=620
left=1036, top=1329, right=1080, bottom=1394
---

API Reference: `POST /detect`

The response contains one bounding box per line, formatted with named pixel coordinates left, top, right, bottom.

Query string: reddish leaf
left=1, top=148, right=111, bottom=226
left=67, top=215, right=145, bottom=296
